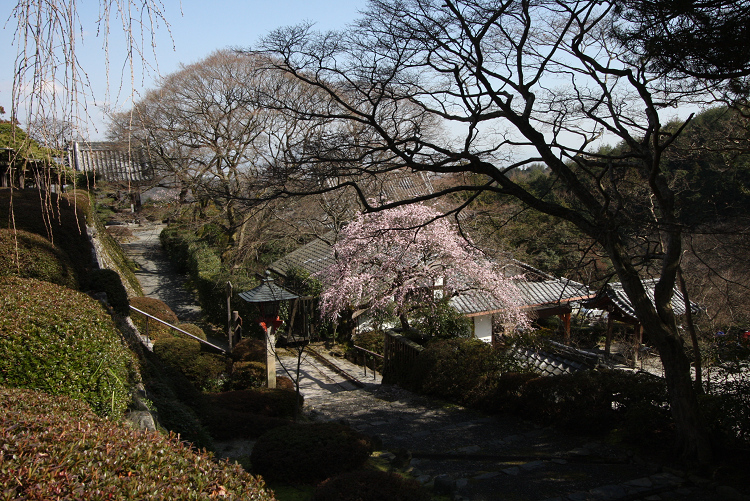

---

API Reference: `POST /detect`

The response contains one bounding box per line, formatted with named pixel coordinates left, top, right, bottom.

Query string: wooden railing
left=352, top=344, right=384, bottom=380
left=382, top=330, right=423, bottom=384
left=129, top=305, right=226, bottom=354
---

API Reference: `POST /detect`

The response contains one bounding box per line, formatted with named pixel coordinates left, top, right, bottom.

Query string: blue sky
left=1, top=0, right=367, bottom=138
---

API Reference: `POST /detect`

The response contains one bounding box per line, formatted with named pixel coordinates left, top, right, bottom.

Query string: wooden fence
left=382, top=330, right=424, bottom=384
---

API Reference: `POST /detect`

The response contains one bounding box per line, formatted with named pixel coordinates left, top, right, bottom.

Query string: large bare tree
left=250, top=0, right=742, bottom=462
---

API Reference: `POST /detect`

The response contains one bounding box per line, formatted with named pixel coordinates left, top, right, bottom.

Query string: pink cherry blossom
left=316, top=203, right=528, bottom=330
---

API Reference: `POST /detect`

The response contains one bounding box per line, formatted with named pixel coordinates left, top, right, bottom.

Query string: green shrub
left=232, top=337, right=268, bottom=363
left=410, top=296, right=472, bottom=339
left=130, top=296, right=179, bottom=341
left=0, top=276, right=135, bottom=417
left=0, top=228, right=78, bottom=289
left=153, top=337, right=230, bottom=392
left=198, top=389, right=299, bottom=440
left=229, top=361, right=267, bottom=390
left=0, top=387, right=276, bottom=500
left=86, top=268, right=130, bottom=315
left=314, top=470, right=430, bottom=501
left=408, top=338, right=519, bottom=407
left=137, top=350, right=213, bottom=449
left=0, top=189, right=93, bottom=282
left=251, top=422, right=375, bottom=484
left=176, top=322, right=207, bottom=341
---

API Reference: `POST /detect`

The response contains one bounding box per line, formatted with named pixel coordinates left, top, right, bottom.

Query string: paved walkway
left=119, top=223, right=202, bottom=322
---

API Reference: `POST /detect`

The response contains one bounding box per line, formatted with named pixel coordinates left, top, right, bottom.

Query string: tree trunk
left=610, top=246, right=713, bottom=463
left=399, top=313, right=411, bottom=332
left=677, top=267, right=703, bottom=393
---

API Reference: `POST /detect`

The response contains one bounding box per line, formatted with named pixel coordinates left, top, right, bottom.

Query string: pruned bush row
left=0, top=228, right=79, bottom=289
left=160, top=225, right=257, bottom=327
left=251, top=422, right=374, bottom=484
left=0, top=276, right=136, bottom=417
left=314, top=470, right=430, bottom=501
left=0, top=387, right=276, bottom=501
left=404, top=338, right=673, bottom=441
left=0, top=189, right=93, bottom=282
left=198, top=389, right=299, bottom=440
left=130, top=296, right=180, bottom=341
left=153, top=337, right=229, bottom=393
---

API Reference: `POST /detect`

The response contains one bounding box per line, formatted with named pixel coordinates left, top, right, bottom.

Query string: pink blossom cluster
left=317, top=203, right=528, bottom=328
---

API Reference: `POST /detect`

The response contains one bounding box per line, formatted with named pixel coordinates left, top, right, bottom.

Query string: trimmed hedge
left=407, top=338, right=521, bottom=407
left=198, top=389, right=299, bottom=440
left=314, top=470, right=430, bottom=501
left=251, top=422, right=374, bottom=484
left=0, top=228, right=78, bottom=289
left=0, top=387, right=277, bottom=500
left=130, top=296, right=179, bottom=341
left=137, top=349, right=214, bottom=450
left=153, top=337, right=230, bottom=393
left=402, top=337, right=673, bottom=440
left=159, top=225, right=257, bottom=327
left=0, top=189, right=93, bottom=282
left=176, top=322, right=208, bottom=341
left=232, top=337, right=267, bottom=363
left=0, top=276, right=136, bottom=417
left=229, top=361, right=267, bottom=390
left=86, top=268, right=130, bottom=315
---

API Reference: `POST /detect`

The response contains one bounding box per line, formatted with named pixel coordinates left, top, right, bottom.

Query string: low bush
left=0, top=228, right=78, bottom=289
left=407, top=338, right=520, bottom=407
left=251, top=422, right=375, bottom=484
left=0, top=387, right=277, bottom=500
left=86, top=268, right=130, bottom=315
left=0, top=276, right=136, bottom=417
left=0, top=189, right=93, bottom=281
left=137, top=350, right=213, bottom=449
left=130, top=296, right=179, bottom=341
left=198, top=389, right=299, bottom=440
left=232, top=337, right=268, bottom=363
left=314, top=470, right=430, bottom=501
left=153, top=337, right=230, bottom=392
left=175, top=322, right=207, bottom=341
left=229, top=361, right=267, bottom=390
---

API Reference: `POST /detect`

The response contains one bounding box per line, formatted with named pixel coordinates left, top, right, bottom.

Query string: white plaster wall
left=473, top=314, right=493, bottom=343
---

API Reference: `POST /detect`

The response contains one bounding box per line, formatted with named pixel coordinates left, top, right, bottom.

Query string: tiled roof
left=238, top=278, right=299, bottom=303
left=269, top=233, right=337, bottom=278
left=68, top=141, right=152, bottom=183
left=583, top=279, right=701, bottom=322
left=450, top=279, right=592, bottom=316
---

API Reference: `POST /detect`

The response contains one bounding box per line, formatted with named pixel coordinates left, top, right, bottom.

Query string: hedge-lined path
left=279, top=348, right=731, bottom=501
left=118, top=222, right=203, bottom=322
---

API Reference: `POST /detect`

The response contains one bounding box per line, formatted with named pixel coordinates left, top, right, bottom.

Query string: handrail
left=352, top=345, right=384, bottom=359
left=352, top=344, right=383, bottom=380
left=129, top=305, right=226, bottom=354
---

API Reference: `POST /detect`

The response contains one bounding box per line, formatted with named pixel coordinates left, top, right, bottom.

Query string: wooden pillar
left=632, top=323, right=643, bottom=368
left=226, top=281, right=233, bottom=351
left=266, top=326, right=276, bottom=389
left=560, top=312, right=571, bottom=342
left=605, top=314, right=614, bottom=359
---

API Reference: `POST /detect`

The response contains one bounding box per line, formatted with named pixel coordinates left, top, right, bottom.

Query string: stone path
left=118, top=223, right=202, bottom=322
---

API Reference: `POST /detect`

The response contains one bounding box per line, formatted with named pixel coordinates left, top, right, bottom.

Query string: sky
left=1, top=0, right=367, bottom=139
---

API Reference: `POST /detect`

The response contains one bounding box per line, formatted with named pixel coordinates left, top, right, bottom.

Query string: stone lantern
left=238, top=272, right=298, bottom=388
